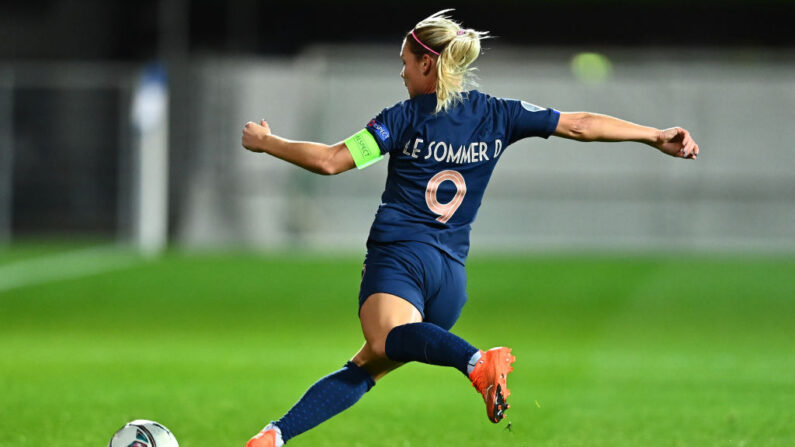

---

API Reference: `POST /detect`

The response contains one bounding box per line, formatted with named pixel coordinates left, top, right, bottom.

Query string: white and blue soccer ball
left=108, top=419, right=179, bottom=447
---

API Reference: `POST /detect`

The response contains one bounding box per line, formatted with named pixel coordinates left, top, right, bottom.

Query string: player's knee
left=367, top=337, right=390, bottom=360
left=351, top=343, right=403, bottom=382
left=361, top=324, right=399, bottom=360
left=352, top=341, right=389, bottom=377
left=355, top=339, right=388, bottom=363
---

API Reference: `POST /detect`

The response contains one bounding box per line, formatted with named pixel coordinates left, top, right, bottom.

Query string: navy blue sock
left=384, top=322, right=479, bottom=376
left=275, top=361, right=375, bottom=443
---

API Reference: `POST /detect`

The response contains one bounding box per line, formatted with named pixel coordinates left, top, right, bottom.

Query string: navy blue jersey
left=361, top=90, right=560, bottom=264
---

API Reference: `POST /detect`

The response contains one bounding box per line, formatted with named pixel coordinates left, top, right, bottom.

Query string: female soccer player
left=241, top=10, right=699, bottom=447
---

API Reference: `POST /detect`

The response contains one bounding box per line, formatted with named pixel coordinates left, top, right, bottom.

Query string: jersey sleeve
left=500, top=98, right=561, bottom=144
left=345, top=103, right=407, bottom=169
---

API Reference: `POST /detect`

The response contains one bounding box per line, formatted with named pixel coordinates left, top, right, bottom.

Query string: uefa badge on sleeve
left=367, top=119, right=391, bottom=144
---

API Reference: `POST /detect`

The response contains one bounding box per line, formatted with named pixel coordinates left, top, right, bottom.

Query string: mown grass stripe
left=0, top=245, right=140, bottom=293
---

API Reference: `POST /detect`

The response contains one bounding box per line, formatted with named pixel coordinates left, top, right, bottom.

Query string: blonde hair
left=407, top=10, right=489, bottom=114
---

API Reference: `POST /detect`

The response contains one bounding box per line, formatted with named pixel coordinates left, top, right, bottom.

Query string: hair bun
left=410, top=9, right=486, bottom=113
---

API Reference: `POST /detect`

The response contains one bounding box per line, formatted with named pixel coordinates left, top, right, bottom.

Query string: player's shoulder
left=468, top=90, right=505, bottom=104
left=462, top=90, right=514, bottom=115
left=468, top=89, right=492, bottom=101
left=376, top=95, right=422, bottom=124
left=473, top=91, right=547, bottom=108
left=392, top=93, right=437, bottom=111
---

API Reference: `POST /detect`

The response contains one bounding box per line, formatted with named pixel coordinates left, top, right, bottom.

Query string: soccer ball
left=108, top=419, right=179, bottom=447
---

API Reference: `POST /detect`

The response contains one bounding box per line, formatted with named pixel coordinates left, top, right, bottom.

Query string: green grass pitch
left=1, top=246, right=794, bottom=446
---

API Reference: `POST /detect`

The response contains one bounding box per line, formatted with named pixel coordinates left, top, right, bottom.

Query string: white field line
left=0, top=246, right=141, bottom=293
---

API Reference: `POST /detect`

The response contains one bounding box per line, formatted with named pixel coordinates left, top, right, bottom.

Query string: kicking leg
left=358, top=293, right=516, bottom=424
left=385, top=321, right=515, bottom=423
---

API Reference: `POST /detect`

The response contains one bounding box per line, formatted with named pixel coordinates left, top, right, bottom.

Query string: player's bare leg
left=246, top=291, right=514, bottom=446
left=353, top=292, right=423, bottom=380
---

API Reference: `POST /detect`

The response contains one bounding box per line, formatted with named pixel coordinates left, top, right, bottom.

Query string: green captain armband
left=345, top=129, right=384, bottom=169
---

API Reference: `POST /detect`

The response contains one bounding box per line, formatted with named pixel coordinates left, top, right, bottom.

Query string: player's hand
left=242, top=120, right=272, bottom=152
left=654, top=127, right=699, bottom=159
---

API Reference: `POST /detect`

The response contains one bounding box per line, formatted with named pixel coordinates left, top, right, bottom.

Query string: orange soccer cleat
left=468, top=347, right=516, bottom=423
left=245, top=424, right=284, bottom=447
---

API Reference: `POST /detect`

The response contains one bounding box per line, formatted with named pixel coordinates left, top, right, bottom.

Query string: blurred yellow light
left=570, top=52, right=613, bottom=84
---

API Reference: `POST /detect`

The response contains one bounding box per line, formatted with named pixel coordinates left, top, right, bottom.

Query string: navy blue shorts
left=358, top=240, right=467, bottom=331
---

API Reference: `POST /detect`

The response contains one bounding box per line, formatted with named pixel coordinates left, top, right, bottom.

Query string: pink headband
left=411, top=30, right=440, bottom=56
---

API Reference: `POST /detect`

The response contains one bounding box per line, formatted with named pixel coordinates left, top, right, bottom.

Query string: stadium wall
left=173, top=46, right=795, bottom=253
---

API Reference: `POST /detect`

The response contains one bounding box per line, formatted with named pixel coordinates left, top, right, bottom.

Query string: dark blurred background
left=1, top=0, right=793, bottom=252
left=3, top=0, right=795, bottom=60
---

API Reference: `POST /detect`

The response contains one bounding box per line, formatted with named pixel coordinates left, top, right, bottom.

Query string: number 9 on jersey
left=425, top=170, right=467, bottom=224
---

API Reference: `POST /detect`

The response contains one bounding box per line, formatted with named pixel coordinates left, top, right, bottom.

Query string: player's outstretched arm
left=553, top=112, right=699, bottom=159
left=242, top=120, right=356, bottom=175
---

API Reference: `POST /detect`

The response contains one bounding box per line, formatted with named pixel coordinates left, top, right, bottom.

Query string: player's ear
left=421, top=54, right=435, bottom=76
